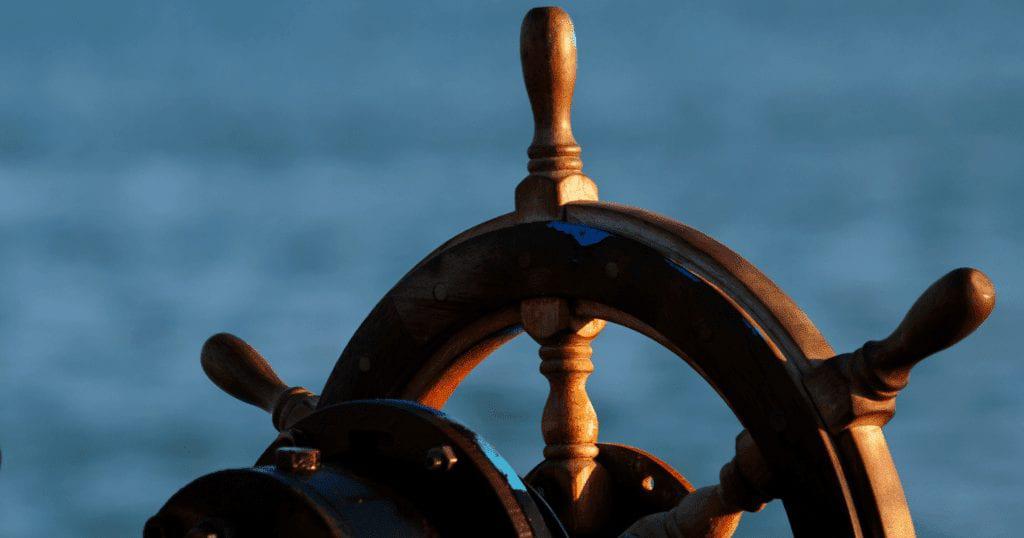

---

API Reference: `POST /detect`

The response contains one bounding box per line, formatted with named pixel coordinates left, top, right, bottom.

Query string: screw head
left=275, top=446, right=320, bottom=474
left=432, top=283, right=448, bottom=301
left=424, top=445, right=458, bottom=472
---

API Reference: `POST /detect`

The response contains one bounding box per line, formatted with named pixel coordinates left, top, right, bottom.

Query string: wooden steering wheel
left=201, top=8, right=995, bottom=537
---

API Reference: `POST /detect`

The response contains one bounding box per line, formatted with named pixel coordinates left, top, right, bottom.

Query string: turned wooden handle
left=521, top=7, right=581, bottom=173
left=621, top=431, right=771, bottom=538
left=861, top=268, right=995, bottom=393
left=201, top=332, right=288, bottom=413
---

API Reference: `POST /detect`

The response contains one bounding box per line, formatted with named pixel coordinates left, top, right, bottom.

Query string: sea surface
left=1, top=2, right=1021, bottom=536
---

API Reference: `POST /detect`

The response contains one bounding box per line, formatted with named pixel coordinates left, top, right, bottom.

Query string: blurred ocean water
left=0, top=2, right=1021, bottom=536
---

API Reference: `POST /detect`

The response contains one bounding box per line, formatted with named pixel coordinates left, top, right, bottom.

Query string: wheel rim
left=317, top=204, right=894, bottom=536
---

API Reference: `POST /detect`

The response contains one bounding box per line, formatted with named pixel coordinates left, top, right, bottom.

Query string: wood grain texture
left=516, top=7, right=598, bottom=222
left=588, top=443, right=696, bottom=535
left=801, top=268, right=995, bottom=536
left=851, top=267, right=995, bottom=397
left=621, top=431, right=773, bottom=538
left=202, top=332, right=286, bottom=412
left=201, top=332, right=318, bottom=432
left=317, top=217, right=859, bottom=536
left=521, top=297, right=609, bottom=535
left=564, top=201, right=836, bottom=372
left=197, top=5, right=995, bottom=534
left=521, top=7, right=581, bottom=175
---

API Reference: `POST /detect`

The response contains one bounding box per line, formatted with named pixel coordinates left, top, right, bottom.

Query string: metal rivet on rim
left=276, top=446, right=321, bottom=474
left=425, top=445, right=458, bottom=471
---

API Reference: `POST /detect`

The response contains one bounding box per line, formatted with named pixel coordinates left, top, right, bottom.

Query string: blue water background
left=1, top=2, right=1021, bottom=535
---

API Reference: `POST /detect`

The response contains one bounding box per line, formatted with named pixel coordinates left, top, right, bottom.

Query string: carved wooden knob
left=521, top=6, right=581, bottom=175
left=514, top=7, right=597, bottom=222
left=200, top=332, right=318, bottom=431
left=853, top=267, right=995, bottom=396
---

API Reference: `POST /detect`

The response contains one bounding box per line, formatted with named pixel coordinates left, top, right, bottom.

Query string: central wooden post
left=516, top=7, right=612, bottom=535
left=522, top=297, right=609, bottom=535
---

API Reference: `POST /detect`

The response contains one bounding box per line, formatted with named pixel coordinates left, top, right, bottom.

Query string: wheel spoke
left=522, top=297, right=609, bottom=535
left=621, top=431, right=774, bottom=538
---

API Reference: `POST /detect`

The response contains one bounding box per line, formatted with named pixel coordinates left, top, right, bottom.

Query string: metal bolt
left=641, top=475, right=655, bottom=492
left=425, top=445, right=458, bottom=472
left=275, top=446, right=320, bottom=474
left=433, top=283, right=448, bottom=301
